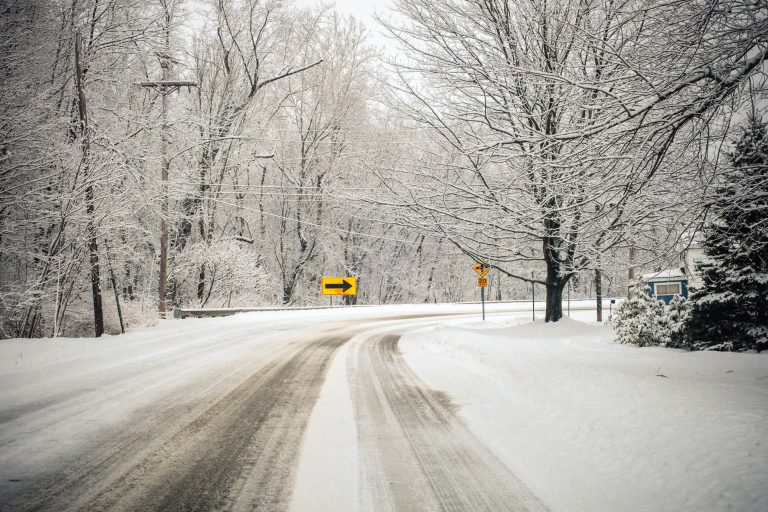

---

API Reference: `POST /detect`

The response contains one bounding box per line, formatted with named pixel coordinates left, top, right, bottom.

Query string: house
left=681, top=244, right=709, bottom=289
left=641, top=268, right=689, bottom=304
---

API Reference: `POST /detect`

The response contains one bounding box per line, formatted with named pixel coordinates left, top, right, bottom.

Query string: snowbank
left=400, top=315, right=768, bottom=512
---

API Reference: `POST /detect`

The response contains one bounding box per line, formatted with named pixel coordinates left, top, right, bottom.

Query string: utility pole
left=138, top=4, right=197, bottom=318
left=140, top=70, right=196, bottom=318
left=75, top=30, right=104, bottom=337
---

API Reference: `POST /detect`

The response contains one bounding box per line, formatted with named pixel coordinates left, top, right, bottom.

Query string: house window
left=655, top=283, right=681, bottom=295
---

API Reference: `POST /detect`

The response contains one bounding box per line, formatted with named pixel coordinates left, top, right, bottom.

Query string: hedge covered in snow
left=610, top=287, right=691, bottom=348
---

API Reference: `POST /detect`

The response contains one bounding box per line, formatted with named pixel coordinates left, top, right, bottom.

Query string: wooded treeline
left=1, top=0, right=766, bottom=337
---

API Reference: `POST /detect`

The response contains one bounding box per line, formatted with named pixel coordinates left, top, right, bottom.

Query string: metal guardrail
left=173, top=305, right=342, bottom=319
left=173, top=298, right=622, bottom=319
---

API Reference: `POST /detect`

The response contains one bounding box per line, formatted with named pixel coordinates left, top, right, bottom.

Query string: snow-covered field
left=400, top=311, right=768, bottom=512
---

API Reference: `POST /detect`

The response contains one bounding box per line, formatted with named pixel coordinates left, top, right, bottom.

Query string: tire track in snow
left=0, top=328, right=266, bottom=429
left=0, top=336, right=294, bottom=509
left=4, top=334, right=347, bottom=512
left=352, top=333, right=548, bottom=512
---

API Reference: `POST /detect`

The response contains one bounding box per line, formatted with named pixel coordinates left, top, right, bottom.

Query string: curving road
left=0, top=309, right=546, bottom=511
left=351, top=333, right=546, bottom=512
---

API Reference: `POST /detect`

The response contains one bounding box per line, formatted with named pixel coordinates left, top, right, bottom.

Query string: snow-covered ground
left=400, top=311, right=768, bottom=512
left=2, top=302, right=765, bottom=511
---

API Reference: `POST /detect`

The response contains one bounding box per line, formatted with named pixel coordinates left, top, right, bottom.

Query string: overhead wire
left=163, top=184, right=443, bottom=247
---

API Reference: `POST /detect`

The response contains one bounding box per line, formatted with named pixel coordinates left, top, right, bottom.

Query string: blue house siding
left=650, top=280, right=688, bottom=303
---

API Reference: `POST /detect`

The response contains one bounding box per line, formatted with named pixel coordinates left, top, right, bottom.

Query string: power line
left=168, top=187, right=442, bottom=247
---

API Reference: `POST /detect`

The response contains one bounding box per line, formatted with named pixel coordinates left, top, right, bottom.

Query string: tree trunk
left=197, top=264, right=206, bottom=303
left=595, top=268, right=603, bottom=322
left=628, top=245, right=636, bottom=298
left=282, top=278, right=295, bottom=305
left=544, top=257, right=567, bottom=322
left=75, top=30, right=103, bottom=337
left=86, top=188, right=104, bottom=337
left=544, top=280, right=565, bottom=322
left=124, top=266, right=135, bottom=300
left=104, top=241, right=125, bottom=333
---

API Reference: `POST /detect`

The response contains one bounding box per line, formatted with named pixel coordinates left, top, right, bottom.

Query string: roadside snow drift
left=400, top=315, right=768, bottom=512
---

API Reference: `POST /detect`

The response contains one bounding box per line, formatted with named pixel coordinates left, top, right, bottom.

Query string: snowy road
left=350, top=333, right=545, bottom=512
left=0, top=305, right=546, bottom=512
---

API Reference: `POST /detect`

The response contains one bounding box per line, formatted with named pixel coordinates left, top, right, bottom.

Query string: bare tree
left=167, top=0, right=324, bottom=305
left=267, top=11, right=375, bottom=304
left=378, top=0, right=768, bottom=321
left=1, top=0, right=167, bottom=337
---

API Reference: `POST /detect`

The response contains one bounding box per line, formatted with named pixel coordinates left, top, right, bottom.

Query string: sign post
left=479, top=279, right=487, bottom=320
left=473, top=262, right=490, bottom=321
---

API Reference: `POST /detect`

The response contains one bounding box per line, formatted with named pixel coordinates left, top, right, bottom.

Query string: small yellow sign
left=472, top=262, right=490, bottom=277
left=322, top=277, right=357, bottom=295
left=477, top=277, right=488, bottom=287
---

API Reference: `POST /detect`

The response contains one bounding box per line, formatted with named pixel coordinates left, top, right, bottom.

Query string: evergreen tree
left=666, top=295, right=692, bottom=349
left=688, top=118, right=768, bottom=352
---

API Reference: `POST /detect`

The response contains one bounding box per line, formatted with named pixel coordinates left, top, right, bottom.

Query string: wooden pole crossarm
left=139, top=80, right=198, bottom=88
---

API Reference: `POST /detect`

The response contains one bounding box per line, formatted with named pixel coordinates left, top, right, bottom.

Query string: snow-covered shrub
left=665, top=295, right=692, bottom=349
left=611, top=287, right=695, bottom=349
left=173, top=240, right=270, bottom=307
left=611, top=288, right=695, bottom=348
left=610, top=286, right=668, bottom=347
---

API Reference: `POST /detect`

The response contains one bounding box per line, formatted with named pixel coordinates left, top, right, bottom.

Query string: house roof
left=641, top=268, right=687, bottom=282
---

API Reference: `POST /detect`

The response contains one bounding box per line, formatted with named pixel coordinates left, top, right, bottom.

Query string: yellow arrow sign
left=322, top=277, right=357, bottom=295
left=472, top=262, right=490, bottom=277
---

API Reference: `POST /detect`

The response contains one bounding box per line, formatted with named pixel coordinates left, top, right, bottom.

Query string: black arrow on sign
left=325, top=280, right=353, bottom=292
